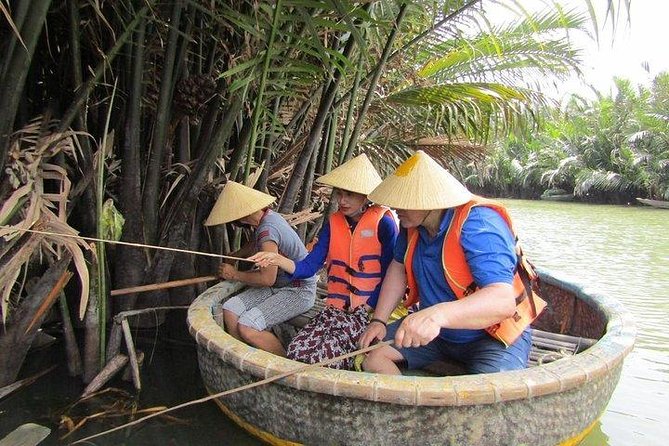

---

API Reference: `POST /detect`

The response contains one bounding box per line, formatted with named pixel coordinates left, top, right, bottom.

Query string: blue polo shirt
left=291, top=213, right=398, bottom=308
left=394, top=206, right=517, bottom=343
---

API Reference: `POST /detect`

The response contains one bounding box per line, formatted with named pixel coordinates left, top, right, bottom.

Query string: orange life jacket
left=326, top=205, right=393, bottom=311
left=404, top=196, right=547, bottom=346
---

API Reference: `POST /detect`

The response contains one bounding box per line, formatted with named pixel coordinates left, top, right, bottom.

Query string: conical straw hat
left=204, top=181, right=276, bottom=226
left=316, top=153, right=383, bottom=195
left=368, top=150, right=472, bottom=210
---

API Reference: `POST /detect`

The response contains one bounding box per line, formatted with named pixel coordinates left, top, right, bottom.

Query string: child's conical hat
left=316, top=153, right=382, bottom=195
left=368, top=150, right=472, bottom=210
left=204, top=181, right=276, bottom=226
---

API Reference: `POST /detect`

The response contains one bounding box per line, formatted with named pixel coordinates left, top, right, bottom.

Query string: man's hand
left=359, top=321, right=387, bottom=349
left=219, top=263, right=238, bottom=281
left=394, top=305, right=446, bottom=348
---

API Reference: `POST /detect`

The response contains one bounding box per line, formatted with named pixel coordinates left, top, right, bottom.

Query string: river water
left=501, top=199, right=668, bottom=446
left=0, top=199, right=666, bottom=445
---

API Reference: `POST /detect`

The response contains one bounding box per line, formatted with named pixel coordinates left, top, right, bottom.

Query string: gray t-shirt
left=255, top=210, right=316, bottom=288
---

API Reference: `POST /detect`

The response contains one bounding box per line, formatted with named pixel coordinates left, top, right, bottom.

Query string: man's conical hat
left=368, top=150, right=472, bottom=210
left=316, top=153, right=383, bottom=195
left=204, top=181, right=276, bottom=226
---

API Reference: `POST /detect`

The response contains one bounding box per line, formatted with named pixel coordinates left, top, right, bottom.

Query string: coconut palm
left=0, top=0, right=633, bottom=386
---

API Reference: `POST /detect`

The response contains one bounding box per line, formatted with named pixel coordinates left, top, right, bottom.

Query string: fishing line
left=0, top=226, right=254, bottom=262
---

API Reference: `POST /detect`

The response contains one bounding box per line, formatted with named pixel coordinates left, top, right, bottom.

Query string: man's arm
left=394, top=283, right=516, bottom=348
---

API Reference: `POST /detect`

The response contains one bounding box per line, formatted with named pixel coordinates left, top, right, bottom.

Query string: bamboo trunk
left=143, top=0, right=184, bottom=245
left=0, top=256, right=71, bottom=387
left=121, top=319, right=141, bottom=391
left=278, top=32, right=358, bottom=214
left=296, top=136, right=321, bottom=240
left=59, top=294, right=83, bottom=376
left=342, top=4, right=408, bottom=161
left=0, top=0, right=52, bottom=177
left=115, top=15, right=148, bottom=315
left=82, top=255, right=101, bottom=384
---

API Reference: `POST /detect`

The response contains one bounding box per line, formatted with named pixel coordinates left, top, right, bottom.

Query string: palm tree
left=0, top=0, right=632, bottom=384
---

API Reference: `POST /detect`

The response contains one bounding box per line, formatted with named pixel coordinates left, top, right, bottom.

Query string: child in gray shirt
left=205, top=182, right=316, bottom=356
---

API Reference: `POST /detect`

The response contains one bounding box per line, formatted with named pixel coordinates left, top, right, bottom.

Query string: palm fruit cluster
left=174, top=75, right=218, bottom=118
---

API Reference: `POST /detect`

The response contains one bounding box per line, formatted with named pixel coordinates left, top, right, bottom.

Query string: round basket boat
left=187, top=269, right=635, bottom=446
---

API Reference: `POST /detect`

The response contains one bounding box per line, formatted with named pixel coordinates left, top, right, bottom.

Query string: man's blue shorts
left=385, top=319, right=532, bottom=374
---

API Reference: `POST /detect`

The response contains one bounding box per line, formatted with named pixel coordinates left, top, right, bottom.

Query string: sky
left=555, top=1, right=669, bottom=100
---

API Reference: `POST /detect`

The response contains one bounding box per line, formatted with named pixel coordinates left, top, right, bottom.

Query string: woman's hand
left=359, top=321, right=387, bottom=349
left=394, top=305, right=446, bottom=348
left=248, top=251, right=280, bottom=268
left=248, top=251, right=295, bottom=274
left=219, top=263, right=238, bottom=281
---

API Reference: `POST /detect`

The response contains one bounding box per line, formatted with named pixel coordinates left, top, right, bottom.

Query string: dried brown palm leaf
left=1, top=117, right=92, bottom=322
left=410, top=136, right=488, bottom=163
left=0, top=230, right=45, bottom=322
left=0, top=1, right=27, bottom=51
left=0, top=183, right=32, bottom=226
left=282, top=209, right=322, bottom=226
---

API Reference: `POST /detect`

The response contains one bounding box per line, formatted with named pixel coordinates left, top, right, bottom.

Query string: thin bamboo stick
left=110, top=276, right=215, bottom=296
left=110, top=276, right=218, bottom=297
left=113, top=306, right=189, bottom=322
left=71, top=340, right=393, bottom=445
left=105, top=322, right=123, bottom=360
left=122, top=351, right=144, bottom=382
left=120, top=320, right=141, bottom=391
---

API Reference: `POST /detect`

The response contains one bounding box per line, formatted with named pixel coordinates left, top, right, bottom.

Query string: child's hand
left=219, top=263, right=238, bottom=281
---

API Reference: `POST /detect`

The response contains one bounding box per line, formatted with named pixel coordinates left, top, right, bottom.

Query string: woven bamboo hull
left=187, top=270, right=635, bottom=446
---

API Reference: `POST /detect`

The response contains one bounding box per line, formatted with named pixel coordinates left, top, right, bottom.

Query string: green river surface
left=501, top=199, right=668, bottom=446
left=0, top=199, right=666, bottom=445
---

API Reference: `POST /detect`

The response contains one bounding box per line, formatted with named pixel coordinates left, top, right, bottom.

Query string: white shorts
left=222, top=284, right=316, bottom=331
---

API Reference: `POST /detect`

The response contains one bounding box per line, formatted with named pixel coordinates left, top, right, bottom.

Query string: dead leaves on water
left=58, top=388, right=187, bottom=441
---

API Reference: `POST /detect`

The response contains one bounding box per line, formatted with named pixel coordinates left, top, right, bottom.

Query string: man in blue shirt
left=359, top=151, right=534, bottom=375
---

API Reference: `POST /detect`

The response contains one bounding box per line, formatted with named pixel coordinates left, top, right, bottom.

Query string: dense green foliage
left=0, top=0, right=630, bottom=385
left=462, top=73, right=669, bottom=203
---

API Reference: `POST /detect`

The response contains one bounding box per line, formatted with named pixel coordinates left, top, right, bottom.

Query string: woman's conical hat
left=368, top=150, right=472, bottom=210
left=204, top=181, right=276, bottom=226
left=316, top=153, right=383, bottom=195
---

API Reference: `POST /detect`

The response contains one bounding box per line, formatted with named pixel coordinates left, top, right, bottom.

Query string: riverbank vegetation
left=464, top=73, right=669, bottom=204
left=0, top=0, right=630, bottom=399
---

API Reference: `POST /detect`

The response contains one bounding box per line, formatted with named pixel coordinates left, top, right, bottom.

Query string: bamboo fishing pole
left=0, top=226, right=256, bottom=296
left=0, top=226, right=255, bottom=263
left=70, top=340, right=393, bottom=445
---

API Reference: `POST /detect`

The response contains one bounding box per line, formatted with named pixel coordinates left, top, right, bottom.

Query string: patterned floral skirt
left=286, top=305, right=369, bottom=370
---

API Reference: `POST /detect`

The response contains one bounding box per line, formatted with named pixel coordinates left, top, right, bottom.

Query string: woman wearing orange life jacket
left=358, top=150, right=545, bottom=375
left=250, top=154, right=398, bottom=369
